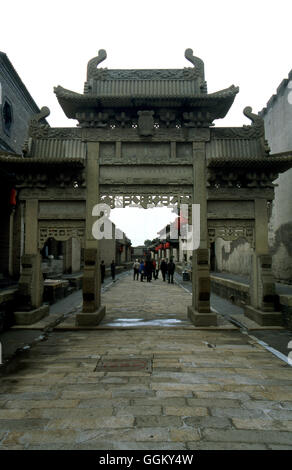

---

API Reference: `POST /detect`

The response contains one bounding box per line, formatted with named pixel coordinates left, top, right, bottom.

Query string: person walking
left=160, top=258, right=167, bottom=282
left=100, top=260, right=106, bottom=284
left=110, top=260, right=116, bottom=281
left=167, top=258, right=175, bottom=284
left=145, top=259, right=152, bottom=282
left=155, top=259, right=160, bottom=280
left=139, top=260, right=145, bottom=282
left=152, top=259, right=157, bottom=280
left=133, top=259, right=140, bottom=280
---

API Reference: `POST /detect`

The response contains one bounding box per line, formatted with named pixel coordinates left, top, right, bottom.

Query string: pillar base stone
left=75, top=306, right=106, bottom=326
left=14, top=305, right=49, bottom=325
left=244, top=305, right=283, bottom=326
left=188, top=306, right=217, bottom=327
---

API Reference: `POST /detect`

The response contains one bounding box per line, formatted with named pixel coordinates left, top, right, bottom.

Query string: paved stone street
left=1, top=273, right=292, bottom=450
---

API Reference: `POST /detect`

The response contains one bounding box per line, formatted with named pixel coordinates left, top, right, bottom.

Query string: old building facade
left=0, top=52, right=44, bottom=282
left=0, top=52, right=42, bottom=154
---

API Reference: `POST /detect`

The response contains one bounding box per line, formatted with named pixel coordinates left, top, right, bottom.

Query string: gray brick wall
left=0, top=52, right=41, bottom=154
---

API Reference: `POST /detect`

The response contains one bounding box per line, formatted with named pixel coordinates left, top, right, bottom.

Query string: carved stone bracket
left=207, top=169, right=278, bottom=189
left=14, top=169, right=86, bottom=189
left=159, top=111, right=176, bottom=127
left=183, top=110, right=214, bottom=128
left=39, top=222, right=85, bottom=249
left=76, top=111, right=109, bottom=128
left=208, top=220, right=254, bottom=247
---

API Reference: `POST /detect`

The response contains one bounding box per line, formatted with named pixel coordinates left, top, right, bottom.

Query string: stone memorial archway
left=1, top=49, right=292, bottom=327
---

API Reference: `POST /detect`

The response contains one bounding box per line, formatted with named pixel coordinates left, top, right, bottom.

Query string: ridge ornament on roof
left=87, top=49, right=107, bottom=81
left=54, top=49, right=239, bottom=128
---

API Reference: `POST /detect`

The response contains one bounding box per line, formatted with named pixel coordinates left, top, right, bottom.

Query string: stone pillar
left=63, top=239, right=72, bottom=273
left=72, top=238, right=81, bottom=272
left=15, top=199, right=49, bottom=324
left=76, top=142, right=106, bottom=326
left=188, top=141, right=217, bottom=326
left=179, top=236, right=184, bottom=262
left=245, top=199, right=282, bottom=326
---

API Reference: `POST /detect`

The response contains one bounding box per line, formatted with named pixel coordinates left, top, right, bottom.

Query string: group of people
left=100, top=257, right=176, bottom=285
left=132, top=258, right=176, bottom=284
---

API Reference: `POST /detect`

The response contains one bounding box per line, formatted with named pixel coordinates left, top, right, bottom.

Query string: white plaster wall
left=263, top=77, right=292, bottom=281
left=215, top=238, right=252, bottom=276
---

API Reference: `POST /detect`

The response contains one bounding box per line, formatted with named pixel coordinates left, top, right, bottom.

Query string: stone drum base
left=244, top=305, right=283, bottom=326
left=14, top=305, right=49, bottom=325
left=75, top=306, right=106, bottom=327
left=188, top=306, right=218, bottom=327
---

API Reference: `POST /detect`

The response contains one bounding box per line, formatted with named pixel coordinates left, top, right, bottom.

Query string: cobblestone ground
left=0, top=273, right=292, bottom=450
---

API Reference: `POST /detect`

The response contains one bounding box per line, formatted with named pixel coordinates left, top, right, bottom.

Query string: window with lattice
left=2, top=100, right=12, bottom=134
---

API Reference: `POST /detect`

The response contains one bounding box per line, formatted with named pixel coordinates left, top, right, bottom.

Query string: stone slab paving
left=0, top=328, right=292, bottom=450
left=0, top=273, right=292, bottom=450
left=56, top=272, right=235, bottom=330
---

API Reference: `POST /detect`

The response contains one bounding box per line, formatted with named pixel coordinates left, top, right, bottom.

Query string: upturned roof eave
left=54, top=85, right=238, bottom=119
left=207, top=153, right=292, bottom=172
left=0, top=154, right=85, bottom=167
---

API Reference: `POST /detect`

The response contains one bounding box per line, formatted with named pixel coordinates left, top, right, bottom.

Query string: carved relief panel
left=39, top=221, right=85, bottom=249
left=207, top=220, right=254, bottom=247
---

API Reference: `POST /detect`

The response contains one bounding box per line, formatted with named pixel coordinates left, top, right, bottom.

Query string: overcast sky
left=1, top=0, right=291, bottom=245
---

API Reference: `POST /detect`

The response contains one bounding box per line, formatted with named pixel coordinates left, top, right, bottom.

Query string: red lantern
left=10, top=188, right=17, bottom=205
left=165, top=242, right=170, bottom=249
